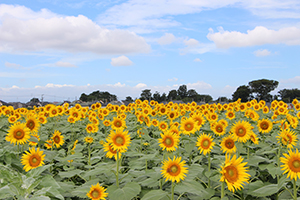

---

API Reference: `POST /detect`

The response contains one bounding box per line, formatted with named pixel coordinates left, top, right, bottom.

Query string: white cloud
left=193, top=58, right=202, bottom=62
left=207, top=26, right=300, bottom=48
left=135, top=83, right=147, bottom=88
left=254, top=49, right=271, bottom=57
left=5, top=62, right=24, bottom=69
left=186, top=81, right=212, bottom=91
left=168, top=77, right=178, bottom=82
left=157, top=33, right=176, bottom=45
left=54, top=61, right=78, bottom=68
left=111, top=55, right=133, bottom=66
left=0, top=4, right=150, bottom=54
left=184, top=38, right=199, bottom=47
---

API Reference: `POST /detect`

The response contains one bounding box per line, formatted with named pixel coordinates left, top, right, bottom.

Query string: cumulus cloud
left=135, top=83, right=147, bottom=88
left=193, top=58, right=202, bottom=62
left=0, top=4, right=150, bottom=54
left=207, top=26, right=300, bottom=48
left=254, top=49, right=271, bottom=57
left=168, top=77, right=178, bottom=82
left=111, top=55, right=133, bottom=66
left=157, top=33, right=176, bottom=45
left=184, top=38, right=199, bottom=47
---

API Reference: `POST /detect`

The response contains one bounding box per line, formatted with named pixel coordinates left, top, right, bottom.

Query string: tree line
left=78, top=79, right=300, bottom=104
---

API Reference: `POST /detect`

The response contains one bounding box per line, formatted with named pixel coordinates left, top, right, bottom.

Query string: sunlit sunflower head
left=277, top=129, right=297, bottom=149
left=25, top=116, right=40, bottom=133
left=262, top=106, right=269, bottom=114
left=49, top=106, right=59, bottom=117
left=51, top=130, right=64, bottom=148
left=220, top=154, right=250, bottom=192
left=211, top=121, right=226, bottom=136
left=249, top=131, right=259, bottom=145
left=103, top=142, right=121, bottom=160
left=295, top=103, right=300, bottom=111
left=161, top=156, right=188, bottom=183
left=192, top=114, right=206, bottom=130
left=180, top=117, right=197, bottom=135
left=107, top=128, right=131, bottom=152
left=226, top=111, right=235, bottom=120
left=167, top=111, right=177, bottom=121
left=85, top=136, right=94, bottom=144
left=21, top=147, right=45, bottom=172
left=38, top=114, right=47, bottom=124
left=86, top=182, right=108, bottom=200
left=230, top=121, right=252, bottom=143
left=8, top=115, right=18, bottom=123
left=280, top=149, right=300, bottom=181
left=220, top=135, right=237, bottom=154
left=86, top=123, right=96, bottom=133
left=196, top=133, right=215, bottom=155
left=111, top=117, right=126, bottom=129
left=151, top=118, right=159, bottom=127
left=208, top=112, right=218, bottom=122
left=158, top=131, right=180, bottom=152
left=257, top=118, right=273, bottom=134
left=5, top=122, right=31, bottom=146
left=158, top=121, right=168, bottom=131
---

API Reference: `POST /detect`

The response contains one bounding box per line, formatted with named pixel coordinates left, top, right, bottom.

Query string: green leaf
left=141, top=189, right=169, bottom=200
left=0, top=185, right=15, bottom=199
left=249, top=182, right=280, bottom=197
left=58, top=169, right=84, bottom=178
left=29, top=195, right=51, bottom=200
left=175, top=180, right=215, bottom=199
left=27, top=164, right=52, bottom=178
left=107, top=182, right=141, bottom=200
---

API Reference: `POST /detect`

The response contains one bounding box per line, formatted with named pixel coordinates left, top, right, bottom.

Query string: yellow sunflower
left=196, top=133, right=215, bottom=155
left=103, top=119, right=111, bottom=127
left=85, top=136, right=94, bottom=144
left=192, top=114, right=206, bottom=130
left=103, top=142, right=121, bottom=160
left=158, top=121, right=168, bottom=132
left=21, top=147, right=45, bottom=172
left=161, top=156, right=188, bottom=183
left=257, top=118, right=273, bottom=134
left=220, top=135, right=237, bottom=154
left=180, top=117, right=197, bottom=135
left=111, top=117, right=126, bottom=129
left=249, top=131, right=259, bottom=145
left=8, top=115, right=18, bottom=123
left=5, top=122, right=31, bottom=145
left=230, top=121, right=252, bottom=143
left=277, top=129, right=297, bottom=149
left=25, top=116, right=40, bottom=133
left=211, top=121, right=226, bottom=136
left=158, top=131, right=180, bottom=152
left=106, top=128, right=131, bottom=152
left=220, top=154, right=250, bottom=192
left=29, top=133, right=40, bottom=146
left=86, top=183, right=108, bottom=200
left=51, top=130, right=64, bottom=148
left=226, top=111, right=235, bottom=120
left=151, top=119, right=159, bottom=127
left=280, top=149, right=300, bottom=181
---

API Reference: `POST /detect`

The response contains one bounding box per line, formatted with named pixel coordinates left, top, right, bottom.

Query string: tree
left=232, top=85, right=251, bottom=102
left=153, top=91, right=161, bottom=102
left=248, top=79, right=278, bottom=102
left=140, top=89, right=152, bottom=101
left=161, top=93, right=167, bottom=102
left=199, top=94, right=213, bottom=103
left=167, top=90, right=178, bottom=101
left=187, top=89, right=198, bottom=101
left=278, top=88, right=300, bottom=103
left=125, top=96, right=133, bottom=102
left=29, top=98, right=40, bottom=103
left=177, top=85, right=188, bottom=100
left=216, top=97, right=229, bottom=102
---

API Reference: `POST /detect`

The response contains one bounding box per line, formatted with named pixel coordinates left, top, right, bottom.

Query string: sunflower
left=111, top=117, right=126, bottom=129
left=161, top=156, right=188, bottom=183
left=230, top=121, right=252, bottom=143
left=211, top=121, right=226, bottom=136
left=180, top=117, right=197, bottom=135
left=151, top=119, right=159, bottom=127
left=257, top=118, right=273, bottom=134
left=220, top=154, right=250, bottom=192
left=51, top=130, right=64, bottom=148
left=49, top=106, right=59, bottom=117
left=158, top=121, right=168, bottom=132
left=26, top=116, right=40, bottom=133
left=86, top=183, right=108, bottom=200
left=21, top=147, right=45, bottom=172
left=262, top=106, right=269, bottom=114
left=103, top=142, right=121, bottom=160
left=192, top=114, right=206, bottom=130
left=196, top=133, right=215, bottom=155
left=85, top=136, right=94, bottom=144
left=38, top=115, right=47, bottom=124
left=220, top=135, right=237, bottom=154
left=103, top=120, right=111, bottom=127
left=106, top=128, right=131, bottom=152
left=6, top=122, right=31, bottom=146
left=158, top=131, right=180, bottom=152
left=249, top=131, right=259, bottom=145
left=277, top=129, right=297, bottom=149
left=8, top=115, right=17, bottom=123
left=226, top=111, right=235, bottom=120
left=280, top=149, right=300, bottom=181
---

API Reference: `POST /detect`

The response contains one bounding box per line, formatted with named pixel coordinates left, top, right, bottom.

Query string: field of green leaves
left=1, top=98, right=300, bottom=200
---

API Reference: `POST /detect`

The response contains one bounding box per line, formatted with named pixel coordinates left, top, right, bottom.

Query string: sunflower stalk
left=293, top=179, right=297, bottom=200
left=208, top=153, right=211, bottom=188
left=116, top=150, right=120, bottom=188
left=221, top=181, right=225, bottom=199
left=171, top=181, right=175, bottom=200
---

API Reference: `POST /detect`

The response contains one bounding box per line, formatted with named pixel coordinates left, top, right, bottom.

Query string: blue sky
left=1, top=0, right=300, bottom=103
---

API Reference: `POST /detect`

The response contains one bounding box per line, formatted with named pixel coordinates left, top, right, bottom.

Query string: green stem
left=116, top=150, right=120, bottom=188
left=145, top=159, right=147, bottom=172
left=171, top=181, right=175, bottom=200
left=293, top=179, right=297, bottom=200
left=208, top=153, right=211, bottom=188
left=247, top=146, right=250, bottom=160
left=221, top=181, right=225, bottom=199
left=88, top=144, right=91, bottom=180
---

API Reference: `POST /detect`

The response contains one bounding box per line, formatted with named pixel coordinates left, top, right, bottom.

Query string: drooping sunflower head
left=280, top=149, right=300, bottom=181
left=107, top=128, right=131, bottom=152
left=196, top=133, right=215, bottom=155
left=6, top=122, right=31, bottom=146
left=230, top=121, right=252, bottom=143
left=51, top=130, right=64, bottom=148
left=86, top=183, right=108, bottom=200
left=249, top=131, right=259, bottom=145
left=257, top=118, right=273, bottom=134
left=158, top=131, right=180, bottom=152
left=180, top=117, right=196, bottom=135
left=21, top=147, right=45, bottom=172
left=220, top=135, right=237, bottom=154
left=161, top=156, right=188, bottom=183
left=85, top=136, right=94, bottom=144
left=220, top=154, right=250, bottom=192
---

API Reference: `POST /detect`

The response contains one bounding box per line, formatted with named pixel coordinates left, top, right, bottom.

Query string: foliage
left=278, top=88, right=300, bottom=103
left=248, top=79, right=279, bottom=101
left=79, top=90, right=117, bottom=102
left=232, top=85, right=251, bottom=102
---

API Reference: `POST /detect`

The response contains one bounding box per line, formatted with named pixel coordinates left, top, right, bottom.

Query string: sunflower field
left=1, top=98, right=300, bottom=200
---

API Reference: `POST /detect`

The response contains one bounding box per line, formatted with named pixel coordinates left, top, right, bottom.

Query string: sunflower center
left=91, top=190, right=100, bottom=198
left=115, top=136, right=124, bottom=145
left=170, top=165, right=178, bottom=173
left=115, top=121, right=121, bottom=127
left=30, top=156, right=40, bottom=167
left=185, top=123, right=193, bottom=131
left=14, top=130, right=24, bottom=139
left=261, top=122, right=268, bottom=130
left=224, top=166, right=238, bottom=182
left=202, top=139, right=210, bottom=148
left=165, top=137, right=173, bottom=146
left=54, top=136, right=60, bottom=143
left=293, top=160, right=300, bottom=169
left=225, top=139, right=234, bottom=149
left=216, top=126, right=223, bottom=133
left=32, top=157, right=38, bottom=163
left=237, top=127, right=246, bottom=137
left=27, top=121, right=35, bottom=130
